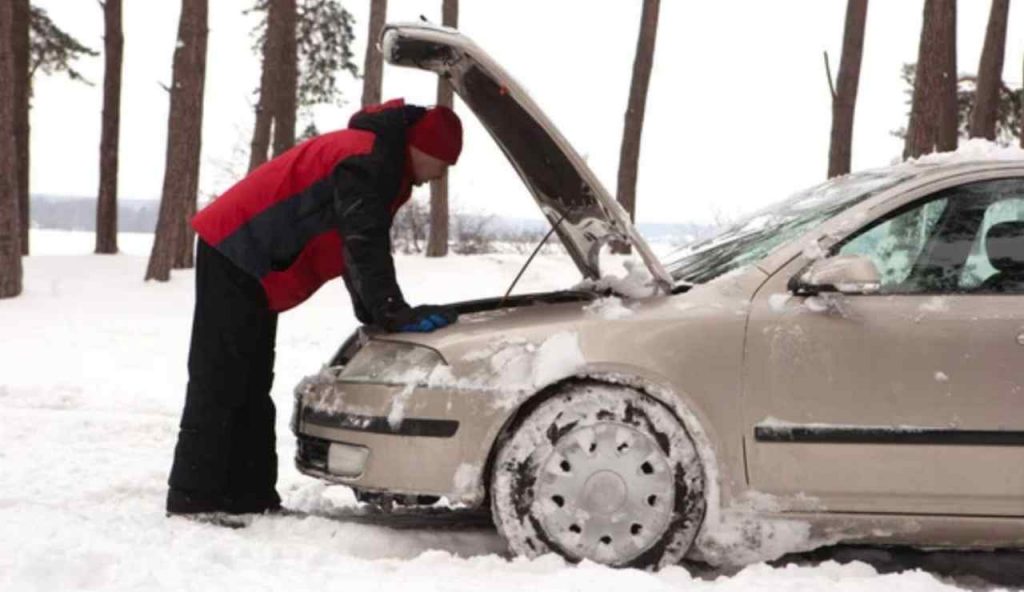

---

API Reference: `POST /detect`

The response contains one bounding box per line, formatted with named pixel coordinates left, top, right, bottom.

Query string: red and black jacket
left=192, top=99, right=418, bottom=316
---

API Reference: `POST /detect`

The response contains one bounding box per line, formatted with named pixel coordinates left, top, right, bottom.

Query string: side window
left=839, top=198, right=948, bottom=290
left=960, top=198, right=1024, bottom=290
left=836, top=178, right=1024, bottom=295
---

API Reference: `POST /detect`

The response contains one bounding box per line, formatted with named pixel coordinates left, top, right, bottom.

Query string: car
left=292, top=22, right=1024, bottom=569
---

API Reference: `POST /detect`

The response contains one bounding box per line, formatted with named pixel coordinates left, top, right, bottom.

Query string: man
left=167, top=99, right=463, bottom=517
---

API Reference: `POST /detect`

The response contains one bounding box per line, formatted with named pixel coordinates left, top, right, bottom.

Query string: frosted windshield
left=666, top=171, right=915, bottom=284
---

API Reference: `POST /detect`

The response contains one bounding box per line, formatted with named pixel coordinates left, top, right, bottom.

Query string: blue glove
left=401, top=313, right=452, bottom=333
left=382, top=304, right=458, bottom=333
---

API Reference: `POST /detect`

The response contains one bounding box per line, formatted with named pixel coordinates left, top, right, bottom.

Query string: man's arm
left=332, top=154, right=407, bottom=325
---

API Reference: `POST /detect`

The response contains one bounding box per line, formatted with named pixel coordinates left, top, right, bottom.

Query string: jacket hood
left=348, top=98, right=417, bottom=142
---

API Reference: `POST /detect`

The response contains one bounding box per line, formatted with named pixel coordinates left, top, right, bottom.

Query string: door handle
left=1018, top=333, right=1024, bottom=346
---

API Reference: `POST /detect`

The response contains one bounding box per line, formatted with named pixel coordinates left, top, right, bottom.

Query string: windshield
left=665, top=170, right=915, bottom=284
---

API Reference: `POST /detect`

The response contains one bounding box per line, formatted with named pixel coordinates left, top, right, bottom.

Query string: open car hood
left=381, top=23, right=672, bottom=292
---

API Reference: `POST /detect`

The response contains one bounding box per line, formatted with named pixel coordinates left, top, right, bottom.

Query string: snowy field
left=0, top=230, right=1012, bottom=591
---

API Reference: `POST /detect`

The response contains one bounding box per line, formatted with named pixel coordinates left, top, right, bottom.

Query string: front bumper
left=293, top=372, right=514, bottom=505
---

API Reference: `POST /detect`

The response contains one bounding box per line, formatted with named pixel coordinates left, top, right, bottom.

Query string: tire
left=490, top=382, right=706, bottom=569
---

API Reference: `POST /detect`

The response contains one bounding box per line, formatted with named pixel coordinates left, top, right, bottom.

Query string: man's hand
left=379, top=304, right=458, bottom=333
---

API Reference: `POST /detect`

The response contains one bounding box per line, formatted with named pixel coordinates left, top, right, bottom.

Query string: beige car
left=293, top=23, right=1024, bottom=569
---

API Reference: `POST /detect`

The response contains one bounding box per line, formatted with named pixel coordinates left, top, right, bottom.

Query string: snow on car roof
left=882, top=139, right=1024, bottom=175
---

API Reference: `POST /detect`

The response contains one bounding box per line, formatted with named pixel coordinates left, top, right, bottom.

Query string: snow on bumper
left=293, top=377, right=512, bottom=505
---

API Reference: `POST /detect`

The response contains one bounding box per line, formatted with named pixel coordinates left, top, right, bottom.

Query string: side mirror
left=789, top=255, right=882, bottom=295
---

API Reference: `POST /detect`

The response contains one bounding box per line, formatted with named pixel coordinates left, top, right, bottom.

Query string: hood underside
left=381, top=23, right=672, bottom=292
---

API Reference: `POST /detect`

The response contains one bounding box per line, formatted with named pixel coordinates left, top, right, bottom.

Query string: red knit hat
left=407, top=106, right=463, bottom=165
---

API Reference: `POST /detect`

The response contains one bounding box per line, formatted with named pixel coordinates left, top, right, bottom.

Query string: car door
left=743, top=177, right=1024, bottom=516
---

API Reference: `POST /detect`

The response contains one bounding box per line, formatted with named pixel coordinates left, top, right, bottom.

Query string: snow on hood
left=429, top=331, right=587, bottom=408
left=574, top=259, right=659, bottom=299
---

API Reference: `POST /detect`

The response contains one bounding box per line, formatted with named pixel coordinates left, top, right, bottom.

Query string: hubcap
left=536, top=422, right=675, bottom=564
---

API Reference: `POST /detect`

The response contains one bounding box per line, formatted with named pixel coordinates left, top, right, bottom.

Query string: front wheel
left=490, top=382, right=706, bottom=569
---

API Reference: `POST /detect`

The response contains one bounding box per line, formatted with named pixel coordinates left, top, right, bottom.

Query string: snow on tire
left=490, top=382, right=706, bottom=569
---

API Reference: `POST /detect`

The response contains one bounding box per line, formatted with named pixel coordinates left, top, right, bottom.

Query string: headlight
left=338, top=340, right=445, bottom=384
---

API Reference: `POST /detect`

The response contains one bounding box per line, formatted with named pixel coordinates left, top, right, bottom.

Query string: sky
left=28, top=0, right=1024, bottom=225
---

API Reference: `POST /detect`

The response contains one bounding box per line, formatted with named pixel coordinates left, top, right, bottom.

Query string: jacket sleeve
left=342, top=272, right=374, bottom=325
left=332, top=154, right=406, bottom=324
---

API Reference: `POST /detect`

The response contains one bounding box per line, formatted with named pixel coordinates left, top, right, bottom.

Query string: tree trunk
left=12, top=0, right=29, bottom=256
left=827, top=0, right=868, bottom=178
left=904, top=0, right=958, bottom=159
left=171, top=0, right=209, bottom=271
left=0, top=0, right=23, bottom=298
left=248, top=90, right=273, bottom=172
left=146, top=0, right=208, bottom=281
left=249, top=0, right=282, bottom=172
left=271, top=0, right=297, bottom=157
left=969, top=0, right=1010, bottom=140
left=937, top=0, right=958, bottom=151
left=612, top=0, right=660, bottom=255
left=361, top=0, right=387, bottom=107
left=95, top=0, right=123, bottom=254
left=174, top=195, right=197, bottom=268
left=426, top=0, right=458, bottom=258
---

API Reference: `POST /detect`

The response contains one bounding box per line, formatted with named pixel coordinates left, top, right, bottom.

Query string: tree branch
left=823, top=50, right=837, bottom=101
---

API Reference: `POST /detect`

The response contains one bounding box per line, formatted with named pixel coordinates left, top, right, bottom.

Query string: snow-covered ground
left=0, top=230, right=1004, bottom=591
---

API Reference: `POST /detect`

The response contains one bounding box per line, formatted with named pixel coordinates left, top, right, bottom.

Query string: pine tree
left=248, top=0, right=357, bottom=170
left=904, top=0, right=958, bottom=159
left=426, top=0, right=458, bottom=258
left=893, top=62, right=1021, bottom=146
left=969, top=0, right=1010, bottom=140
left=146, top=0, right=208, bottom=281
left=0, top=0, right=23, bottom=298
left=12, top=0, right=29, bottom=256
left=95, top=0, right=123, bottom=254
left=362, top=0, right=387, bottom=107
left=613, top=0, right=660, bottom=255
left=248, top=0, right=295, bottom=170
left=826, top=0, right=868, bottom=178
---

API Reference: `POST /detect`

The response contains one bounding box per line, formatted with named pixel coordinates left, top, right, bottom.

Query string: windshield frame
left=664, top=170, right=918, bottom=285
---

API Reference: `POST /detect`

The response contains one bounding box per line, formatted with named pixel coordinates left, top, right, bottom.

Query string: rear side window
left=836, top=178, right=1024, bottom=294
left=960, top=197, right=1024, bottom=290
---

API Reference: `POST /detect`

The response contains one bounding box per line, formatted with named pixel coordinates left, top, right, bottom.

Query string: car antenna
left=500, top=212, right=567, bottom=307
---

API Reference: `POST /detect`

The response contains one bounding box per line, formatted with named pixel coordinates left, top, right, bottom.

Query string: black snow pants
left=167, top=239, right=281, bottom=513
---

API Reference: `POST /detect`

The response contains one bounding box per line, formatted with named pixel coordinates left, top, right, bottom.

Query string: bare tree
left=452, top=212, right=495, bottom=255
left=969, top=0, right=1010, bottom=140
left=612, top=0, right=660, bottom=255
left=426, top=0, right=457, bottom=258
left=361, top=0, right=387, bottom=107
left=12, top=0, right=29, bottom=255
left=95, top=0, right=123, bottom=254
left=391, top=196, right=429, bottom=253
left=0, top=0, right=23, bottom=298
left=826, top=0, right=868, bottom=178
left=146, top=0, right=208, bottom=280
left=904, top=0, right=958, bottom=159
